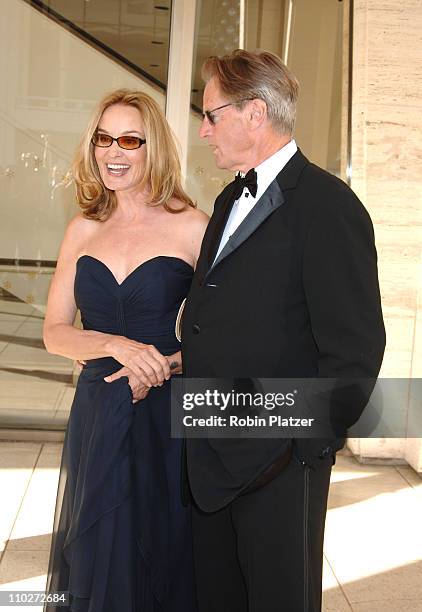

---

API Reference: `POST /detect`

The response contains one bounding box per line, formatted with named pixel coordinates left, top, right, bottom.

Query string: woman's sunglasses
left=91, top=132, right=146, bottom=150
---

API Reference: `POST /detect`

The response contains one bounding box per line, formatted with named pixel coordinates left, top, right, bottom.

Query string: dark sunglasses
left=91, top=132, right=146, bottom=150
left=202, top=98, right=254, bottom=126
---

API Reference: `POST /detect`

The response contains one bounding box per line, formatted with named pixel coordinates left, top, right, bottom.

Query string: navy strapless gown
left=45, top=255, right=197, bottom=612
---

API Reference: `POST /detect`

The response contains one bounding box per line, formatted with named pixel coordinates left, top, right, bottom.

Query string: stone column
left=347, top=0, right=422, bottom=471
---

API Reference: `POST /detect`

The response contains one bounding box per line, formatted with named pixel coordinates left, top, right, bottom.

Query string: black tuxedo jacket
left=181, top=150, right=385, bottom=512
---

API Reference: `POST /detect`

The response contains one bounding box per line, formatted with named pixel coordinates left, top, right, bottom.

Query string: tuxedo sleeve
left=301, top=179, right=386, bottom=440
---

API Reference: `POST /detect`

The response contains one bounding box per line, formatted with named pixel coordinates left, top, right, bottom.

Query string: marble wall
left=348, top=0, right=422, bottom=470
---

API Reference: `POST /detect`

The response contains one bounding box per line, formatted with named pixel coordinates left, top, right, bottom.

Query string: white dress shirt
left=214, top=139, right=298, bottom=262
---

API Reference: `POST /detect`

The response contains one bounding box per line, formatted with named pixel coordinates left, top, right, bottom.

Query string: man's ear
left=248, top=99, right=267, bottom=129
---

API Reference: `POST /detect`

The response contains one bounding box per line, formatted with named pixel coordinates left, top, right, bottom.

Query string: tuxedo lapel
left=203, top=149, right=309, bottom=276
left=207, top=178, right=285, bottom=276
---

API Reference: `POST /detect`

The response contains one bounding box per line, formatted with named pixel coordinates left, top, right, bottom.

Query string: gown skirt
left=44, top=255, right=197, bottom=612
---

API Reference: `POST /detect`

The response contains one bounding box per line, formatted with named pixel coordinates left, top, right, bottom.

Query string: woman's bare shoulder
left=179, top=204, right=209, bottom=225
left=66, top=213, right=97, bottom=233
left=180, top=207, right=209, bottom=244
left=60, top=214, right=98, bottom=258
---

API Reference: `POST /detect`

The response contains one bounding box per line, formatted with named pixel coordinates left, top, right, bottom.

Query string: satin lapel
left=207, top=179, right=285, bottom=276
left=206, top=181, right=239, bottom=266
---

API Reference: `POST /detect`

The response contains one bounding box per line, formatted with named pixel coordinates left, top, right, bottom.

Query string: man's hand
left=166, top=350, right=183, bottom=375
left=104, top=366, right=151, bottom=403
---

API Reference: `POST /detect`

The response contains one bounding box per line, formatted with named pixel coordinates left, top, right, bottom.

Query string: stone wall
left=348, top=0, right=422, bottom=470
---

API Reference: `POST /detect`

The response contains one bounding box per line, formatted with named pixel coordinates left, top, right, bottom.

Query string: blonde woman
left=43, top=89, right=207, bottom=611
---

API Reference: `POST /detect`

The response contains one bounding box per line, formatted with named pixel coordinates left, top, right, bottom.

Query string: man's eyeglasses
left=202, top=98, right=253, bottom=126
left=91, top=132, right=146, bottom=150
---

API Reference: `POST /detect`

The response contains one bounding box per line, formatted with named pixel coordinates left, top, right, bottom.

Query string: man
left=181, top=50, right=385, bottom=612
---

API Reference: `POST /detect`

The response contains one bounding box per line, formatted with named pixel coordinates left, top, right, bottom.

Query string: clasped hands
left=108, top=339, right=182, bottom=402
left=78, top=338, right=182, bottom=403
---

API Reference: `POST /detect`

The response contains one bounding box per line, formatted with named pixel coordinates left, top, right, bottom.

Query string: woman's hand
left=104, top=350, right=182, bottom=401
left=109, top=337, right=171, bottom=387
left=104, top=366, right=151, bottom=403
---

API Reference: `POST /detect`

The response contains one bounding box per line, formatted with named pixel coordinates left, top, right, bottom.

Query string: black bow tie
left=233, top=168, right=258, bottom=200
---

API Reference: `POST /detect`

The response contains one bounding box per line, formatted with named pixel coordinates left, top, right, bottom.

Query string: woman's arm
left=190, top=208, right=210, bottom=269
left=162, top=210, right=209, bottom=374
left=43, top=216, right=170, bottom=387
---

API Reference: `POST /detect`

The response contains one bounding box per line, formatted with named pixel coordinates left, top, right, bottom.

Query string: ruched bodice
left=75, top=255, right=193, bottom=352
left=45, top=255, right=196, bottom=612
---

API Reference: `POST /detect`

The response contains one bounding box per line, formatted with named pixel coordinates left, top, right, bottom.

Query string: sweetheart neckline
left=76, top=254, right=194, bottom=287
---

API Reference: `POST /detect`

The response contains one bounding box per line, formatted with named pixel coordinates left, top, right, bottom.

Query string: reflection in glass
left=191, top=0, right=241, bottom=110
left=245, top=0, right=346, bottom=177
left=187, top=0, right=348, bottom=216
left=1, top=0, right=166, bottom=431
left=30, top=0, right=172, bottom=88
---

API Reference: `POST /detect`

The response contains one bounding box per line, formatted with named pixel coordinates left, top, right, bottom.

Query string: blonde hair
left=72, top=89, right=195, bottom=220
left=202, top=49, right=299, bottom=135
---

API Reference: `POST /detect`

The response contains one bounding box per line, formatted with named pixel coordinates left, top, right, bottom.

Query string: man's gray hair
left=202, top=49, right=299, bottom=135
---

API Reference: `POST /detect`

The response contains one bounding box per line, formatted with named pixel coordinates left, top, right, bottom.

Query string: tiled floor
left=0, top=444, right=421, bottom=612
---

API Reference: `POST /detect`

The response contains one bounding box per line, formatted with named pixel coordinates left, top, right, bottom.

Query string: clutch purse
left=175, top=298, right=186, bottom=342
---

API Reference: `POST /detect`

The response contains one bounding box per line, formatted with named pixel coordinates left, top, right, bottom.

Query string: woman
left=43, top=89, right=208, bottom=611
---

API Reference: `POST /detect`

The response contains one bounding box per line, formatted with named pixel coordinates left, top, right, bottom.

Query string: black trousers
left=191, top=449, right=333, bottom=612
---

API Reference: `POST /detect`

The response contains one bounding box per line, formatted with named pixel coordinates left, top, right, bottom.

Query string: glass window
left=0, top=0, right=165, bottom=430
left=186, top=0, right=349, bottom=214
left=29, top=0, right=172, bottom=89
